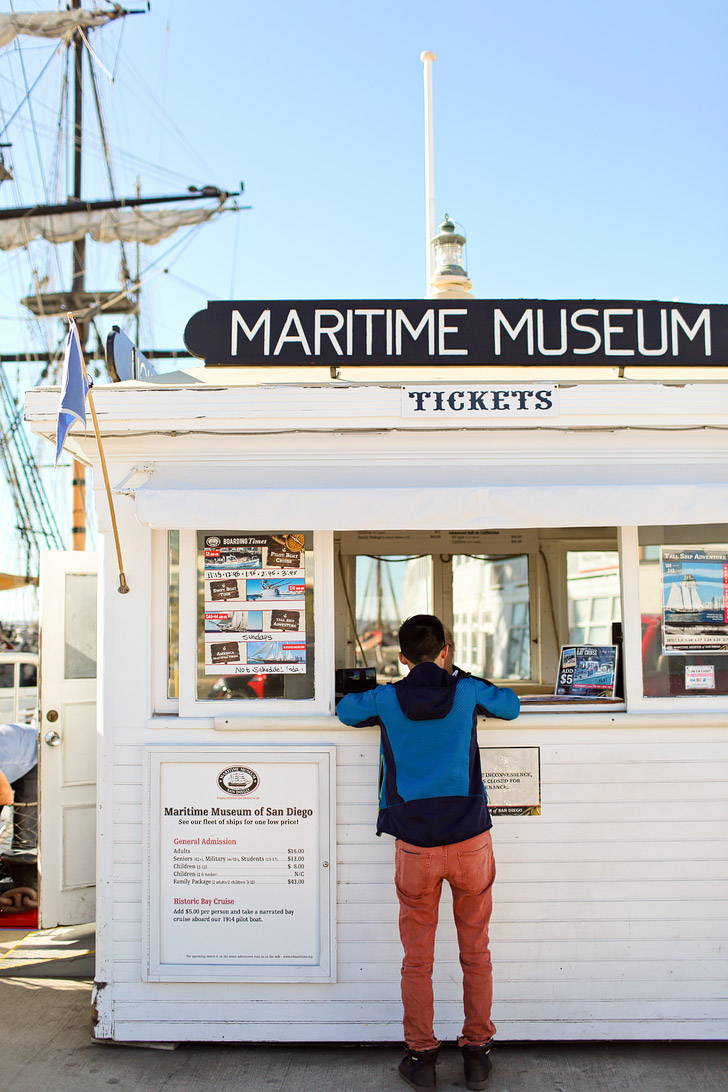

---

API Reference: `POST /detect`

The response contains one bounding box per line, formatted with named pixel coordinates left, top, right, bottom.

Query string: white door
left=39, top=550, right=98, bottom=927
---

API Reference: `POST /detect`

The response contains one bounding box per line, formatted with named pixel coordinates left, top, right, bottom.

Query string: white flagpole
left=421, top=51, right=436, bottom=295
left=67, top=313, right=130, bottom=594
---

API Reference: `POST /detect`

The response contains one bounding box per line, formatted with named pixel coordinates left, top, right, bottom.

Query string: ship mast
left=0, top=4, right=241, bottom=555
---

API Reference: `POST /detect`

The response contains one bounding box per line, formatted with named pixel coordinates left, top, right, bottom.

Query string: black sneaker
left=398, top=1046, right=439, bottom=1089
left=460, top=1042, right=492, bottom=1089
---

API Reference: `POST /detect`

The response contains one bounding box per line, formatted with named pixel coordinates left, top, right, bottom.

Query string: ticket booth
left=25, top=298, right=728, bottom=1042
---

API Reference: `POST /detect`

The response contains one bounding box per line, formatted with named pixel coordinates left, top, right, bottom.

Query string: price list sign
left=144, top=748, right=335, bottom=982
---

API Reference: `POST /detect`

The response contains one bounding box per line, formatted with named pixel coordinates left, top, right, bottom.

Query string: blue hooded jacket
left=336, top=663, right=520, bottom=847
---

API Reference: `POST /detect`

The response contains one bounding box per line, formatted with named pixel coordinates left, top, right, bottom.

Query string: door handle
left=44, top=730, right=62, bottom=747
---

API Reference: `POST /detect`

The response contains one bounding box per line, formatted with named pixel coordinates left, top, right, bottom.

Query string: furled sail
left=0, top=10, right=121, bottom=48
left=0, top=202, right=226, bottom=251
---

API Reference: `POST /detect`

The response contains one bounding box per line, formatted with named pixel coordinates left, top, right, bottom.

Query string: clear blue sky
left=0, top=0, right=727, bottom=369
left=0, top=0, right=726, bottom=620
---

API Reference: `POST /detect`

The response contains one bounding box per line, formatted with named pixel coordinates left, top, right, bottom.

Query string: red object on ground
left=0, top=908, right=37, bottom=929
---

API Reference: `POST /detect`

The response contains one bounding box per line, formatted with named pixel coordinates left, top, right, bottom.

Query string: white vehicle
left=0, top=652, right=39, bottom=725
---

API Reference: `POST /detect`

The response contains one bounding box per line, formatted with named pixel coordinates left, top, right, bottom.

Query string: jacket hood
left=394, top=661, right=458, bottom=720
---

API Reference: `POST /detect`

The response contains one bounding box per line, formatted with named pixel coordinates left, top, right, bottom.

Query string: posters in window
left=660, top=547, right=728, bottom=654
left=555, top=644, right=618, bottom=698
left=202, top=535, right=307, bottom=675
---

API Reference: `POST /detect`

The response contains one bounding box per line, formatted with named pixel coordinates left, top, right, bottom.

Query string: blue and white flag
left=54, top=318, right=90, bottom=467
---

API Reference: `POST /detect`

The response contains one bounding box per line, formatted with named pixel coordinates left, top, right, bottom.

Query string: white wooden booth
left=25, top=298, right=728, bottom=1042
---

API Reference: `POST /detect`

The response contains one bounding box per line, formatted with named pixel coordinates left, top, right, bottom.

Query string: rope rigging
left=0, top=365, right=65, bottom=564
left=0, top=6, right=243, bottom=598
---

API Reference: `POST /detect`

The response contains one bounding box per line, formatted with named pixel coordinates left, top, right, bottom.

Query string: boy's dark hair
left=398, top=614, right=446, bottom=665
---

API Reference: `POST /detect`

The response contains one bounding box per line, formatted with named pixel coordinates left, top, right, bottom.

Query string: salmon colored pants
left=394, top=830, right=496, bottom=1051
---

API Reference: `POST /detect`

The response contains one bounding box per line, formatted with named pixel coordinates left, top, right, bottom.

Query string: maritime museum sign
left=183, top=299, right=726, bottom=367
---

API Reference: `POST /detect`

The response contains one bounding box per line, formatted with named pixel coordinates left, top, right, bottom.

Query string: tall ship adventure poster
left=660, top=547, right=728, bottom=653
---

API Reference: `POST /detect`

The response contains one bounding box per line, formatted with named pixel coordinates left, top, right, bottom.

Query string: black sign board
left=183, top=299, right=726, bottom=367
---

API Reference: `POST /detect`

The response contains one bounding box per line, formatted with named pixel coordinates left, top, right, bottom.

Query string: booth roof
left=128, top=365, right=728, bottom=386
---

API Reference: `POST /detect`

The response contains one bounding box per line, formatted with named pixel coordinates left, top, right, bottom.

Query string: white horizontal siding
left=100, top=723, right=728, bottom=1042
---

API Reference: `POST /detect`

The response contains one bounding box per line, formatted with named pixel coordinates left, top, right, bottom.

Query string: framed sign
left=555, top=645, right=618, bottom=698
left=143, top=747, right=336, bottom=981
left=480, top=747, right=541, bottom=817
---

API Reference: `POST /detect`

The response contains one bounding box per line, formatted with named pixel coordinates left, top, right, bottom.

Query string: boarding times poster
left=202, top=533, right=308, bottom=675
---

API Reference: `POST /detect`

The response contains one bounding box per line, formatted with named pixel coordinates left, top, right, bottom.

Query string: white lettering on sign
left=219, top=304, right=714, bottom=362
left=274, top=309, right=312, bottom=356
left=494, top=308, right=534, bottom=355
left=314, top=310, right=344, bottom=356
left=231, top=309, right=270, bottom=355
left=401, top=385, right=559, bottom=418
left=493, top=306, right=711, bottom=357
left=439, top=309, right=468, bottom=355
left=396, top=308, right=434, bottom=355
left=571, top=308, right=602, bottom=354
left=637, top=308, right=668, bottom=356
left=671, top=308, right=711, bottom=356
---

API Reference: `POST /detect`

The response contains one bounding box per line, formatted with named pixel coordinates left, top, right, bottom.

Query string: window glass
left=197, top=531, right=314, bottom=701
left=168, top=530, right=179, bottom=699
left=64, top=573, right=97, bottom=679
left=567, top=551, right=621, bottom=646
left=0, top=663, right=14, bottom=688
left=639, top=525, right=728, bottom=697
left=452, top=554, right=530, bottom=680
left=19, top=663, right=37, bottom=687
left=354, top=555, right=432, bottom=679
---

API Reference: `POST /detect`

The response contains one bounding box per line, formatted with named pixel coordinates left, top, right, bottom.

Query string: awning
left=131, top=463, right=728, bottom=531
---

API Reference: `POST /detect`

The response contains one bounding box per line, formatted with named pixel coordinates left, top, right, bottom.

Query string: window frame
left=156, top=525, right=728, bottom=719
left=621, top=524, right=728, bottom=712
left=151, top=529, right=179, bottom=715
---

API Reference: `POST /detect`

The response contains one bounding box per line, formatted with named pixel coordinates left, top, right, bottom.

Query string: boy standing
left=337, top=614, right=519, bottom=1090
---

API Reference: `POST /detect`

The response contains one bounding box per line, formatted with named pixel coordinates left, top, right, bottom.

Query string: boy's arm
left=472, top=678, right=520, bottom=721
left=0, top=768, right=13, bottom=807
left=336, top=688, right=381, bottom=727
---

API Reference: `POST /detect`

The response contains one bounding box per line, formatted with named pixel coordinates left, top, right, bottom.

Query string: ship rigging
left=0, top=2, right=245, bottom=620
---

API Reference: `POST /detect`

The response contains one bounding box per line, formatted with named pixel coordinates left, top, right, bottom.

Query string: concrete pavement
left=1, top=924, right=726, bottom=1092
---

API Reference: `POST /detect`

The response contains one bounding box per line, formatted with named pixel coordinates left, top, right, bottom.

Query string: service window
left=337, top=528, right=623, bottom=704
left=638, top=524, right=728, bottom=698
